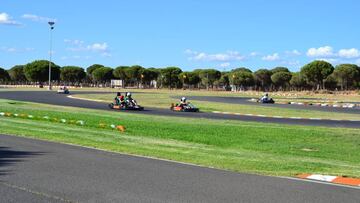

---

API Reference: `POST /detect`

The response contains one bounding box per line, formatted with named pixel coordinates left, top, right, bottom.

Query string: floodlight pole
left=48, top=21, right=55, bottom=90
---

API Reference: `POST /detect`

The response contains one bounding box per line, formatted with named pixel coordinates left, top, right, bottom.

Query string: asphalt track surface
left=1, top=134, right=359, bottom=202
left=0, top=90, right=360, bottom=128
left=185, top=96, right=360, bottom=114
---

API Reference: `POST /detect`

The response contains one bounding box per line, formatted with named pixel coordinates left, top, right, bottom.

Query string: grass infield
left=0, top=99, right=359, bottom=178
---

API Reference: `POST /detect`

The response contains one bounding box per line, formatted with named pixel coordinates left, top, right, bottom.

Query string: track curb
left=297, top=174, right=360, bottom=187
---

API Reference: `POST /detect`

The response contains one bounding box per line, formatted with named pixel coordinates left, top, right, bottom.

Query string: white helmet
left=181, top=97, right=187, bottom=102
left=126, top=92, right=132, bottom=97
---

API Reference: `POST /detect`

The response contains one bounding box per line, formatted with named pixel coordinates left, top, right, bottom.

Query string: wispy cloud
left=185, top=49, right=245, bottom=62
left=262, top=53, right=280, bottom=61
left=22, top=14, right=56, bottom=23
left=0, top=46, right=34, bottom=53
left=0, top=12, right=21, bottom=26
left=65, top=39, right=111, bottom=57
left=338, top=48, right=360, bottom=59
left=220, top=62, right=230, bottom=68
left=285, top=49, right=301, bottom=56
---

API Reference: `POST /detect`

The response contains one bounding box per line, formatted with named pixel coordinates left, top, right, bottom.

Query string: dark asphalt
left=0, top=91, right=360, bottom=128
left=1, top=134, right=359, bottom=203
left=184, top=96, right=360, bottom=114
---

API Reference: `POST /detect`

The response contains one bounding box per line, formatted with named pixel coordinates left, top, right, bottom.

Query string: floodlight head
left=48, top=21, right=55, bottom=26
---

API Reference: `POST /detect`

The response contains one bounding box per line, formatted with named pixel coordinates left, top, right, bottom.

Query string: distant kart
left=57, top=87, right=69, bottom=94
left=258, top=98, right=275, bottom=104
left=108, top=103, right=144, bottom=111
left=170, top=103, right=199, bottom=112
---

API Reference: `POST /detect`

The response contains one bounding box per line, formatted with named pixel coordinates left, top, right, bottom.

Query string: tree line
left=1, top=59, right=360, bottom=91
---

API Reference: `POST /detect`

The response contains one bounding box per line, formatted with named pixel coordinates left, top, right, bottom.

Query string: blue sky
left=1, top=0, right=360, bottom=71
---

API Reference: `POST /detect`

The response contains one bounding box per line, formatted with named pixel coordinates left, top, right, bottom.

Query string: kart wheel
left=108, top=103, right=114, bottom=109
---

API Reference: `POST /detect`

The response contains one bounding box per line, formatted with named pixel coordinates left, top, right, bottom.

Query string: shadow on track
left=0, top=146, right=43, bottom=176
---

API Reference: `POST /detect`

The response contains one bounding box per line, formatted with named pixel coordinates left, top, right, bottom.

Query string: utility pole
left=48, top=21, right=55, bottom=90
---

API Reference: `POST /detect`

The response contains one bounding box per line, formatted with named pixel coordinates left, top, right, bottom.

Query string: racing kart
left=57, top=86, right=70, bottom=94
left=170, top=103, right=199, bottom=112
left=258, top=98, right=275, bottom=104
left=108, top=99, right=144, bottom=111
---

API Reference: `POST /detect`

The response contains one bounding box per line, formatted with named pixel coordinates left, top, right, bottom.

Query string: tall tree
left=290, top=72, right=307, bottom=90
left=92, top=67, right=113, bottom=84
left=254, top=69, right=272, bottom=90
left=124, top=65, right=144, bottom=87
left=271, top=67, right=290, bottom=74
left=23, top=60, right=60, bottom=82
left=0, top=67, right=10, bottom=83
left=231, top=67, right=252, bottom=73
left=229, top=70, right=254, bottom=89
left=300, top=60, right=334, bottom=89
left=271, top=71, right=292, bottom=90
left=159, top=67, right=182, bottom=89
left=8, top=65, right=27, bottom=82
left=140, top=68, right=159, bottom=87
left=197, top=69, right=221, bottom=89
left=179, top=72, right=200, bottom=89
left=60, top=66, right=86, bottom=83
left=333, top=64, right=359, bottom=90
left=113, top=66, right=129, bottom=87
left=86, top=64, right=104, bottom=82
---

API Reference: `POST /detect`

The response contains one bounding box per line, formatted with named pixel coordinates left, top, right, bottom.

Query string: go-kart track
left=1, top=91, right=360, bottom=202
left=0, top=91, right=360, bottom=128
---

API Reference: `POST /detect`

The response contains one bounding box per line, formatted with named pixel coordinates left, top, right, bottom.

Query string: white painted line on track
left=257, top=115, right=266, bottom=117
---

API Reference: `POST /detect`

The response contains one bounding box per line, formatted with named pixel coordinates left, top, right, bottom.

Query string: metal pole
left=48, top=22, right=55, bottom=90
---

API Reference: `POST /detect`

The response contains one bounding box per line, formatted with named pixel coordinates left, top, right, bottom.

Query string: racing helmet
left=126, top=92, right=132, bottom=97
left=265, top=93, right=269, bottom=96
left=117, top=92, right=121, bottom=96
left=181, top=97, right=187, bottom=102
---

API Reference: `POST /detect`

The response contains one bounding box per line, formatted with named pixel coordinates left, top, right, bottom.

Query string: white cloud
left=0, top=46, right=34, bottom=53
left=66, top=40, right=109, bottom=52
left=186, top=49, right=245, bottom=62
left=101, top=52, right=112, bottom=57
left=249, top=52, right=260, bottom=57
left=307, top=46, right=334, bottom=57
left=65, top=39, right=111, bottom=57
left=22, top=14, right=56, bottom=23
left=338, top=48, right=360, bottom=59
left=262, top=53, right=280, bottom=61
left=285, top=49, right=301, bottom=56
left=87, top=43, right=108, bottom=52
left=220, top=62, right=230, bottom=67
left=64, top=39, right=84, bottom=46
left=281, top=60, right=300, bottom=66
left=0, top=12, right=21, bottom=25
left=61, top=55, right=92, bottom=60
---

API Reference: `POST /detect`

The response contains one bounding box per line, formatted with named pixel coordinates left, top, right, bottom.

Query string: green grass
left=0, top=99, right=359, bottom=178
left=73, top=92, right=360, bottom=120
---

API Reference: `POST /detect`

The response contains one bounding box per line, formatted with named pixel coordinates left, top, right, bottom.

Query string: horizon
left=1, top=0, right=360, bottom=71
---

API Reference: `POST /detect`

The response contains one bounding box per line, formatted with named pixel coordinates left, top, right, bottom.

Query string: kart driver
left=179, top=97, right=187, bottom=108
left=114, top=92, right=122, bottom=105
left=125, top=92, right=136, bottom=107
left=261, top=93, right=269, bottom=102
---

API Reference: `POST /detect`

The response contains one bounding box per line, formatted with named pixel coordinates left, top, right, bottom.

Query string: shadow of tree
left=0, top=146, right=43, bottom=176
